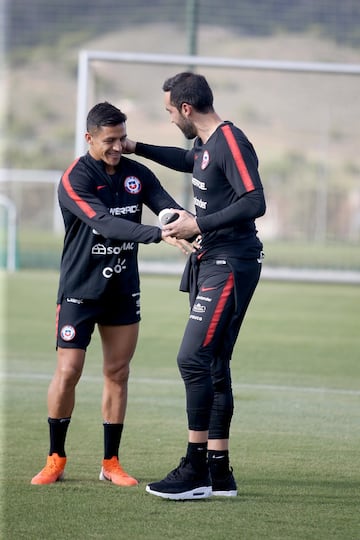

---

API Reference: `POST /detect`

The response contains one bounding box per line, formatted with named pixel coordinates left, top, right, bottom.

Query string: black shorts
left=56, top=292, right=141, bottom=350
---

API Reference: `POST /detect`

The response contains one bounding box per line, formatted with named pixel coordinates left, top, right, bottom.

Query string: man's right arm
left=59, top=165, right=163, bottom=245
left=125, top=139, right=193, bottom=173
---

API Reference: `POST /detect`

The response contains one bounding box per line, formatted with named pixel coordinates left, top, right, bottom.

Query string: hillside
left=4, top=23, right=360, bottom=243
left=8, top=0, right=360, bottom=50
left=6, top=23, right=360, bottom=169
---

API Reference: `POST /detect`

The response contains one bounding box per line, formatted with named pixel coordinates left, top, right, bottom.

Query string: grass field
left=10, top=229, right=360, bottom=271
left=1, top=271, right=360, bottom=539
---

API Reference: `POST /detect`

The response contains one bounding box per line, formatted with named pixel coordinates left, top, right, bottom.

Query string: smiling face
left=85, top=123, right=127, bottom=174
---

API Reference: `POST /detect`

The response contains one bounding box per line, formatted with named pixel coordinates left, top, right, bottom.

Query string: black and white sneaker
left=211, top=467, right=238, bottom=497
left=146, top=457, right=212, bottom=500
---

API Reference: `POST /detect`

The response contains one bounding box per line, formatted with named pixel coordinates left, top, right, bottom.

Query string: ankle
left=186, top=442, right=208, bottom=470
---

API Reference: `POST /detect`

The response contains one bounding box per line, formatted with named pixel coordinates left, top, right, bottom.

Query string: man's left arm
left=161, top=190, right=265, bottom=239
left=196, top=189, right=266, bottom=232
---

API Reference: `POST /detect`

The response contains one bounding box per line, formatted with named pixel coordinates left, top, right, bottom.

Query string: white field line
left=1, top=371, right=359, bottom=396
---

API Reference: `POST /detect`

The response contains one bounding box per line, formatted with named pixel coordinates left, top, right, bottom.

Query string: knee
left=177, top=351, right=194, bottom=381
left=55, top=363, right=82, bottom=388
left=177, top=350, right=210, bottom=383
left=103, top=360, right=130, bottom=385
left=55, top=350, right=84, bottom=387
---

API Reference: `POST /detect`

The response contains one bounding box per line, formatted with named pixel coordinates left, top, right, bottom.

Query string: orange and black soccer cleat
left=99, top=456, right=138, bottom=487
left=31, top=453, right=67, bottom=485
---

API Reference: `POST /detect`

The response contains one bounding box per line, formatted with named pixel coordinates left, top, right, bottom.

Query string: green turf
left=1, top=271, right=360, bottom=539
left=3, top=229, right=360, bottom=271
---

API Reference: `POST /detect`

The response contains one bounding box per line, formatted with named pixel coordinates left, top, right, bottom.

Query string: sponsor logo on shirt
left=192, top=177, right=207, bottom=191
left=102, top=259, right=127, bottom=278
left=92, top=243, right=135, bottom=255
left=194, top=196, right=207, bottom=209
left=109, top=204, right=139, bottom=215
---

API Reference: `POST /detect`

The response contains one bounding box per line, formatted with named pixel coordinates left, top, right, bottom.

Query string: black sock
left=208, top=449, right=230, bottom=475
left=103, top=423, right=123, bottom=460
left=48, top=417, right=71, bottom=457
left=186, top=442, right=208, bottom=470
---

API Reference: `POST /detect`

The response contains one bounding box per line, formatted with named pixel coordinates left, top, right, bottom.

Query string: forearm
left=135, top=142, right=193, bottom=173
left=196, top=189, right=266, bottom=233
left=95, top=216, right=163, bottom=244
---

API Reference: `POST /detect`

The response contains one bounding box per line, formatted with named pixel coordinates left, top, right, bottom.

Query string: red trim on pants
left=203, top=273, right=234, bottom=347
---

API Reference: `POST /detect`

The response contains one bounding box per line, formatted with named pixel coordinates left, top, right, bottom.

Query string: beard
left=177, top=117, right=197, bottom=140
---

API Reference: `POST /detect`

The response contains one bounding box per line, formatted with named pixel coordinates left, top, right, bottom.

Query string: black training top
left=57, top=152, right=180, bottom=301
left=136, top=121, right=266, bottom=259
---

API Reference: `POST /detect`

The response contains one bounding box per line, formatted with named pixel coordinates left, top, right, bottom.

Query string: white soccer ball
left=158, top=208, right=179, bottom=227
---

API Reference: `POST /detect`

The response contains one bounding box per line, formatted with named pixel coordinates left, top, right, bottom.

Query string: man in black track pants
left=125, top=72, right=266, bottom=500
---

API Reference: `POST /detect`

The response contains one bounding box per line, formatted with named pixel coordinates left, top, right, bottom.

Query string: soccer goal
left=72, top=50, right=360, bottom=281
left=75, top=50, right=360, bottom=156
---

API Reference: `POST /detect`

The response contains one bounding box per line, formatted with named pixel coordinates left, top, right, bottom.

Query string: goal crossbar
left=75, top=50, right=360, bottom=156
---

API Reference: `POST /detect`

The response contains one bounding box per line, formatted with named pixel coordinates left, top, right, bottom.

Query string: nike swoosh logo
left=97, top=185, right=107, bottom=190
left=201, top=286, right=217, bottom=292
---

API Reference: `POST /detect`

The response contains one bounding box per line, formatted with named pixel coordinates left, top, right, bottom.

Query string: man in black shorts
left=125, top=72, right=266, bottom=499
left=31, top=101, right=190, bottom=486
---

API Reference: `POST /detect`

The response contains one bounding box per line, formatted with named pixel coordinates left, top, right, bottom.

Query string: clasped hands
left=161, top=209, right=201, bottom=255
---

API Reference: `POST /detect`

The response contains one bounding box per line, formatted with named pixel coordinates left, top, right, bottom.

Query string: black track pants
left=177, top=256, right=262, bottom=438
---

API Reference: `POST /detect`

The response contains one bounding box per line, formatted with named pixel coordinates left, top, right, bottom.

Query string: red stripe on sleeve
left=203, top=273, right=234, bottom=347
left=61, top=158, right=97, bottom=219
left=221, top=124, right=255, bottom=192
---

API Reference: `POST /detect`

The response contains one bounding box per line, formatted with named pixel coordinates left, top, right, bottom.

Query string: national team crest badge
left=201, top=151, right=210, bottom=170
left=60, top=325, right=76, bottom=341
left=124, top=176, right=142, bottom=194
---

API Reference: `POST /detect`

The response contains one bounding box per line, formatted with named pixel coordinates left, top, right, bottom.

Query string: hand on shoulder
left=123, top=138, right=137, bottom=154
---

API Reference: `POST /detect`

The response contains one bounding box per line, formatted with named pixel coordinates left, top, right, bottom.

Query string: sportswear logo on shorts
left=60, top=325, right=76, bottom=341
left=124, top=176, right=141, bottom=194
left=66, top=297, right=83, bottom=304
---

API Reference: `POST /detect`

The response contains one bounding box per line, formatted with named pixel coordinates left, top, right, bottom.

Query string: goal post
left=75, top=50, right=360, bottom=157
left=0, top=194, right=17, bottom=272
left=73, top=50, right=360, bottom=281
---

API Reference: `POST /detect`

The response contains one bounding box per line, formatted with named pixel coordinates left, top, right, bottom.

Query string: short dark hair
left=86, top=102, right=127, bottom=133
left=162, top=72, right=214, bottom=113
